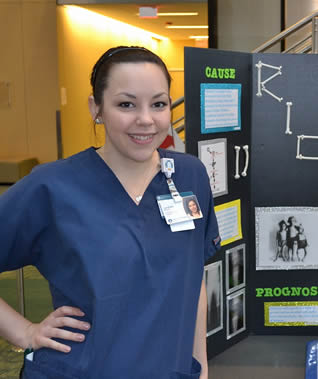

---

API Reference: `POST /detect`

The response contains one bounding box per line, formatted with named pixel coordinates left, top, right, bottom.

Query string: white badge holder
left=159, top=158, right=195, bottom=231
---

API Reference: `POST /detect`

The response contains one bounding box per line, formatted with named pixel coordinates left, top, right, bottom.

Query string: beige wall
left=57, top=5, right=193, bottom=157
left=285, top=0, right=318, bottom=49
left=217, top=0, right=281, bottom=53
left=0, top=0, right=59, bottom=163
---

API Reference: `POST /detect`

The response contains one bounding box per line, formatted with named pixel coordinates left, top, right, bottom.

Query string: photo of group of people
left=256, top=207, right=318, bottom=270
left=275, top=217, right=308, bottom=263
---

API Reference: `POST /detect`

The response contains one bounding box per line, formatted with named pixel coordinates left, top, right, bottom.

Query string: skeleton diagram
left=207, top=147, right=217, bottom=190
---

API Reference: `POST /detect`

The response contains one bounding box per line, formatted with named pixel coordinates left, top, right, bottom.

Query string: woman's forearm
left=193, top=279, right=208, bottom=378
left=0, top=297, right=91, bottom=353
left=0, top=297, right=32, bottom=349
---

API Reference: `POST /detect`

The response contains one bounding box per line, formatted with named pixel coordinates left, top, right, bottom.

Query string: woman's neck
left=97, top=145, right=160, bottom=179
left=97, top=145, right=161, bottom=204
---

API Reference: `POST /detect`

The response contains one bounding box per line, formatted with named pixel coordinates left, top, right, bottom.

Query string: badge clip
left=160, top=158, right=175, bottom=179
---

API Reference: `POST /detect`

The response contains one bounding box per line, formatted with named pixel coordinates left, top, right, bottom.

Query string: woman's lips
left=128, top=134, right=155, bottom=144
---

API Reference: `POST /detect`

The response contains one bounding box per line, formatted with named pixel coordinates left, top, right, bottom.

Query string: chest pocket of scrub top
left=170, top=358, right=201, bottom=379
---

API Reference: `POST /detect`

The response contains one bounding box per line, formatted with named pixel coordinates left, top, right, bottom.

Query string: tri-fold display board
left=184, top=47, right=318, bottom=359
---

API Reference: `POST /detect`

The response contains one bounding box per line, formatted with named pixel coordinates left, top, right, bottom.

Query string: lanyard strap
left=166, top=178, right=182, bottom=202
left=160, top=158, right=182, bottom=203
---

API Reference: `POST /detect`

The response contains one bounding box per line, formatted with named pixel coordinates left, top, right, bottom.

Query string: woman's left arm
left=193, top=278, right=208, bottom=379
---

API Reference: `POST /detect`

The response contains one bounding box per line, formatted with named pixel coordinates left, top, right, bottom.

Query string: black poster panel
left=184, top=47, right=252, bottom=358
left=250, top=53, right=318, bottom=335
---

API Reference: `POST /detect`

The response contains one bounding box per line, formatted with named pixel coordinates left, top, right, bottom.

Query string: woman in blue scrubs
left=0, top=46, right=220, bottom=379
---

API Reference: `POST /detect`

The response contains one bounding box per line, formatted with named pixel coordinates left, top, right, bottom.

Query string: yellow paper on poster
left=214, top=199, right=242, bottom=246
left=264, top=301, right=318, bottom=326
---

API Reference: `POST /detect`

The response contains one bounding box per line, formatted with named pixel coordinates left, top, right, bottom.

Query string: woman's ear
left=88, top=95, right=100, bottom=122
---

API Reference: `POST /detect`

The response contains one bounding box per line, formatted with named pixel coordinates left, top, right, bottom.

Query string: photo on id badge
left=183, top=195, right=203, bottom=220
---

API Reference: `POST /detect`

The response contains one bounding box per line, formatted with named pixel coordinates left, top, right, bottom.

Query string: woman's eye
left=118, top=102, right=134, bottom=108
left=153, top=101, right=167, bottom=108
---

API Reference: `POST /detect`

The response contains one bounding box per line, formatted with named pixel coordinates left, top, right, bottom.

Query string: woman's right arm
left=0, top=297, right=90, bottom=352
left=0, top=171, right=90, bottom=352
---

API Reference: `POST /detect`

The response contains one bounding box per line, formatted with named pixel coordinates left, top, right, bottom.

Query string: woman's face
left=91, top=62, right=171, bottom=164
left=188, top=200, right=198, bottom=214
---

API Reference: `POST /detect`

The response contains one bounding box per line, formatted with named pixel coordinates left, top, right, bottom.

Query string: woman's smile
left=128, top=133, right=156, bottom=144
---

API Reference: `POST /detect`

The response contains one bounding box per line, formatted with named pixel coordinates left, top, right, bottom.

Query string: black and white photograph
left=204, top=261, right=223, bottom=337
left=255, top=207, right=318, bottom=270
left=226, top=243, right=246, bottom=294
left=198, top=138, right=228, bottom=198
left=226, top=288, right=246, bottom=340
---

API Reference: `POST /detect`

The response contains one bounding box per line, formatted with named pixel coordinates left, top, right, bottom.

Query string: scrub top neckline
left=88, top=147, right=166, bottom=208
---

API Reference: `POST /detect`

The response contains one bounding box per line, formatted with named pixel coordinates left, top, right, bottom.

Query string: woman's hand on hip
left=25, top=306, right=90, bottom=353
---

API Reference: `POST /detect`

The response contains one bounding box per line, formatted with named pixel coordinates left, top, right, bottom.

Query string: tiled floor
left=208, top=334, right=314, bottom=379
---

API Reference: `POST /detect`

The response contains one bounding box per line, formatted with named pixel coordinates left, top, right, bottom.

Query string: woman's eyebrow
left=153, top=92, right=169, bottom=99
left=115, top=92, right=136, bottom=98
left=115, top=92, right=169, bottom=99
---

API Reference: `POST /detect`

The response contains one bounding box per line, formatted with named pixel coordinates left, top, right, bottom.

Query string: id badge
left=170, top=219, right=195, bottom=232
left=157, top=192, right=203, bottom=225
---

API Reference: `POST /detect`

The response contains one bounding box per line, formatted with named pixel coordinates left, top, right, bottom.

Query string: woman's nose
left=136, top=108, right=153, bottom=126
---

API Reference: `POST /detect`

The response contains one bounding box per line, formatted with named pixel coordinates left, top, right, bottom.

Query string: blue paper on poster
left=200, top=83, right=242, bottom=134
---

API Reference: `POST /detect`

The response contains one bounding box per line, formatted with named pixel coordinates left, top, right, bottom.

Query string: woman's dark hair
left=278, top=220, right=287, bottom=230
left=90, top=46, right=171, bottom=105
left=287, top=216, right=296, bottom=225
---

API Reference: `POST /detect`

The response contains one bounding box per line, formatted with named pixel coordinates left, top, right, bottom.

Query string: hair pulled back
left=90, top=46, right=171, bottom=106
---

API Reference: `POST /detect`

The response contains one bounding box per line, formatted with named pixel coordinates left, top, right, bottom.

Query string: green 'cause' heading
left=205, top=66, right=236, bottom=79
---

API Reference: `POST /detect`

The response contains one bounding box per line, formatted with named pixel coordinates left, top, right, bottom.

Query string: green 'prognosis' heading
left=256, top=287, right=318, bottom=298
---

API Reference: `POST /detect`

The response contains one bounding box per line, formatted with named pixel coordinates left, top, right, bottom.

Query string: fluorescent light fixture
left=189, top=36, right=209, bottom=39
left=64, top=5, right=168, bottom=41
left=165, top=25, right=208, bottom=29
left=158, top=12, right=198, bottom=16
left=136, top=12, right=199, bottom=17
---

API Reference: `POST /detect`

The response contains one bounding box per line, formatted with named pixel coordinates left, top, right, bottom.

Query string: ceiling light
left=165, top=25, right=208, bottom=29
left=158, top=12, right=199, bottom=16
left=136, top=12, right=199, bottom=17
left=189, top=36, right=209, bottom=39
left=64, top=6, right=168, bottom=41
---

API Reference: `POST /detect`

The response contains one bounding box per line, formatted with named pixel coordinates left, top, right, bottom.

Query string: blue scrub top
left=0, top=148, right=220, bottom=379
